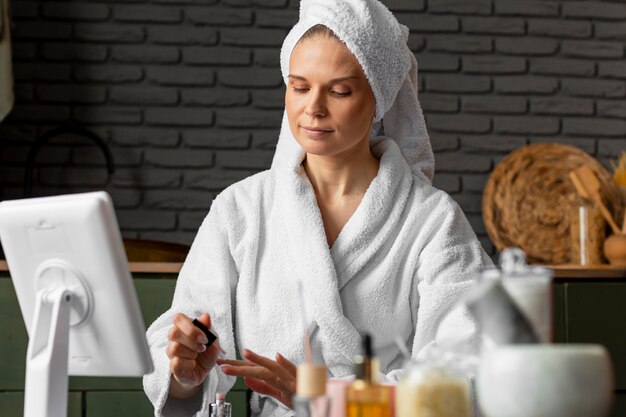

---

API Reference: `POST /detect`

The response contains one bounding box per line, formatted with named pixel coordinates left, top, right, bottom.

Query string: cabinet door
left=566, top=282, right=626, bottom=391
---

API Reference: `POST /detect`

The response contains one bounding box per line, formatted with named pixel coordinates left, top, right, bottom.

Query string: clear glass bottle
left=345, top=334, right=393, bottom=417
left=293, top=364, right=331, bottom=417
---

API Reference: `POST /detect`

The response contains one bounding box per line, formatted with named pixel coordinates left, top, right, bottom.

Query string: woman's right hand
left=167, top=313, right=222, bottom=398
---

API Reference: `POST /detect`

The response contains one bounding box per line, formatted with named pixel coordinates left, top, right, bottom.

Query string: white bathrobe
left=143, top=136, right=491, bottom=417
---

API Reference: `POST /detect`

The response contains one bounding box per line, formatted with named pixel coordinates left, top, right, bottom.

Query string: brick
left=426, top=75, right=491, bottom=93
left=564, top=118, right=626, bottom=138
left=562, top=79, right=626, bottom=98
left=562, top=41, right=623, bottom=59
left=254, top=49, right=281, bottom=67
left=221, top=28, right=287, bottom=47
left=428, top=36, right=492, bottom=53
left=110, top=86, right=179, bottom=105
left=11, top=2, right=40, bottom=18
left=462, top=96, right=527, bottom=114
left=463, top=56, right=526, bottom=74
left=183, top=47, right=252, bottom=66
left=218, top=68, right=283, bottom=88
left=530, top=97, right=594, bottom=116
left=179, top=211, right=206, bottom=231
left=493, top=116, right=559, bottom=135
left=435, top=152, right=492, bottom=172
left=528, top=19, right=591, bottom=39
left=461, top=135, right=527, bottom=153
left=595, top=22, right=626, bottom=40
left=432, top=174, right=460, bottom=193
left=463, top=17, right=525, bottom=35
left=107, top=188, right=142, bottom=209
left=494, top=76, right=558, bottom=95
left=117, top=210, right=177, bottom=231
left=417, top=54, right=460, bottom=72
left=72, top=147, right=142, bottom=167
left=36, top=85, right=107, bottom=104
left=42, top=3, right=110, bottom=21
left=598, top=140, right=626, bottom=157
left=74, top=24, right=146, bottom=43
left=251, top=130, right=279, bottom=150
left=0, top=167, right=27, bottom=185
left=496, top=38, right=558, bottom=56
left=216, top=109, right=283, bottom=128
left=41, top=43, right=108, bottom=62
left=110, top=127, right=180, bottom=147
left=112, top=168, right=181, bottom=188
left=396, top=15, right=459, bottom=33
left=462, top=174, right=491, bottom=193
left=3, top=143, right=70, bottom=165
left=114, top=5, right=182, bottom=23
left=252, top=89, right=285, bottom=109
left=429, top=0, right=491, bottom=15
left=184, top=129, right=251, bottom=149
left=13, top=63, right=71, bottom=81
left=153, top=0, right=217, bottom=4
left=140, top=231, right=196, bottom=246
left=145, top=108, right=215, bottom=127
left=452, top=193, right=485, bottom=213
left=599, top=62, right=626, bottom=80
left=563, top=2, right=626, bottom=20
left=147, top=67, right=215, bottom=86
left=407, top=34, right=426, bottom=52
left=187, top=8, right=253, bottom=26
left=384, top=0, right=425, bottom=12
left=182, top=88, right=250, bottom=107
left=146, top=149, right=214, bottom=168
left=431, top=134, right=459, bottom=152
left=418, top=93, right=459, bottom=113
left=73, top=107, right=142, bottom=125
left=222, top=0, right=288, bottom=7
left=495, top=1, right=559, bottom=17
left=530, top=137, right=596, bottom=155
left=7, top=104, right=70, bottom=122
left=143, top=190, right=214, bottom=210
left=187, top=169, right=257, bottom=191
left=530, top=58, right=595, bottom=77
left=13, top=22, right=72, bottom=40
left=217, top=150, right=274, bottom=170
left=38, top=167, right=108, bottom=187
left=15, top=84, right=34, bottom=102
left=427, top=114, right=491, bottom=133
left=256, top=10, right=299, bottom=28
left=112, top=46, right=179, bottom=64
left=597, top=101, right=626, bottom=119
left=12, top=42, right=37, bottom=61
left=148, top=26, right=218, bottom=45
left=74, top=65, right=143, bottom=83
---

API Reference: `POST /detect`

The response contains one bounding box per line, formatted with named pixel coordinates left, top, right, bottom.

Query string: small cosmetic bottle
left=346, top=334, right=393, bottom=417
left=210, top=392, right=232, bottom=417
left=293, top=364, right=331, bottom=417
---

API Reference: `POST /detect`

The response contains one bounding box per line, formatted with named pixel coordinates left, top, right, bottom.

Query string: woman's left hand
left=217, top=349, right=297, bottom=409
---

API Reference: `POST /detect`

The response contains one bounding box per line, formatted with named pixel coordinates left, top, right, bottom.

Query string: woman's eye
left=333, top=91, right=351, bottom=97
left=292, top=87, right=308, bottom=93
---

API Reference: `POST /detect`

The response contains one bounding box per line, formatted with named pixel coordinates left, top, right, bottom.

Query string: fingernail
left=197, top=344, right=206, bottom=353
left=198, top=335, right=209, bottom=345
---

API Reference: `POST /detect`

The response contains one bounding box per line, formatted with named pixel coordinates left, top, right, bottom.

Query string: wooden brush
left=570, top=166, right=621, bottom=235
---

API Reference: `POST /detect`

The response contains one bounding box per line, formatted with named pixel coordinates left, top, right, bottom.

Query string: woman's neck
left=303, top=140, right=379, bottom=203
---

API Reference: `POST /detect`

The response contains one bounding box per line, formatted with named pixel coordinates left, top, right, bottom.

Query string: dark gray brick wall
left=1, top=0, right=625, bottom=256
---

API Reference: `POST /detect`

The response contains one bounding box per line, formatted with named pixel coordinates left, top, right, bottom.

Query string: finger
left=244, top=350, right=295, bottom=389
left=220, top=364, right=272, bottom=380
left=197, top=312, right=212, bottom=330
left=276, top=353, right=297, bottom=376
left=170, top=356, right=198, bottom=377
left=171, top=314, right=208, bottom=349
left=244, top=377, right=284, bottom=401
left=166, top=341, right=202, bottom=360
left=216, top=359, right=255, bottom=367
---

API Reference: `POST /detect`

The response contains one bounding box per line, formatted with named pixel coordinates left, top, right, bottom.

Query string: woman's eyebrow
left=288, top=74, right=361, bottom=84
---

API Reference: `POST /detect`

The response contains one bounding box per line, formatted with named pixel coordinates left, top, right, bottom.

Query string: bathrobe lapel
left=273, top=136, right=413, bottom=376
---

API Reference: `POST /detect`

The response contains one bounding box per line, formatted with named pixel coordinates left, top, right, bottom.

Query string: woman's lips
left=301, top=126, right=333, bottom=137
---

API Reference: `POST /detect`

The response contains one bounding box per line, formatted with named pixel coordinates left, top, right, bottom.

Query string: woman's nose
left=304, top=91, right=326, bottom=117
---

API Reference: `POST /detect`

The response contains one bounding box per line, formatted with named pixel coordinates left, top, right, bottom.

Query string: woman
left=144, top=1, right=491, bottom=416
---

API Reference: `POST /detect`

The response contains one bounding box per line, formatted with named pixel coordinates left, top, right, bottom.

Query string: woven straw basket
left=483, top=143, right=621, bottom=265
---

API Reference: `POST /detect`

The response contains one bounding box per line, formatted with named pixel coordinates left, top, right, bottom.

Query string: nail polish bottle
left=346, top=334, right=392, bottom=417
left=210, top=392, right=232, bottom=417
left=293, top=364, right=331, bottom=417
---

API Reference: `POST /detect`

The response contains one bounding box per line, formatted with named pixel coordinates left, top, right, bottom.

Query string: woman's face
left=285, top=35, right=376, bottom=158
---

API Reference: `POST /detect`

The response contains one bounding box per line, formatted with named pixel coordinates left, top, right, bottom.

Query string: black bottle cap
left=193, top=318, right=218, bottom=347
left=362, top=333, right=373, bottom=357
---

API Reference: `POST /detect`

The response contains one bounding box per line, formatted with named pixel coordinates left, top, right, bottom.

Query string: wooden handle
left=622, top=211, right=626, bottom=235
left=595, top=196, right=621, bottom=235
